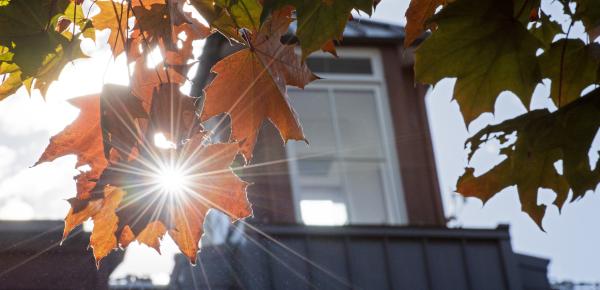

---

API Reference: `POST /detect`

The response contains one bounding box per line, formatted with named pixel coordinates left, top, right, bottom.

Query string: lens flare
left=156, top=166, right=187, bottom=194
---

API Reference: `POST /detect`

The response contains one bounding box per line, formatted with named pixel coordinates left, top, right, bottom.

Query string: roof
left=290, top=18, right=406, bottom=45
left=169, top=224, right=551, bottom=290
left=0, top=220, right=123, bottom=290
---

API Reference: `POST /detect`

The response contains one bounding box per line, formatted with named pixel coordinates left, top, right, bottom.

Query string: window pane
left=344, top=161, right=387, bottom=224
left=288, top=89, right=336, bottom=158
left=334, top=89, right=385, bottom=159
left=306, top=57, right=373, bottom=75
left=295, top=159, right=344, bottom=200
left=300, top=200, right=348, bottom=226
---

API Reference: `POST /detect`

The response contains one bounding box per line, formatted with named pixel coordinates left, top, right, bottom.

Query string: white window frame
left=286, top=47, right=408, bottom=225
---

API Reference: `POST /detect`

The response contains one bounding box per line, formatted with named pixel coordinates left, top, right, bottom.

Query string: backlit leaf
left=539, top=39, right=600, bottom=107
left=202, top=7, right=316, bottom=161
left=458, top=88, right=600, bottom=227
left=415, top=0, right=542, bottom=125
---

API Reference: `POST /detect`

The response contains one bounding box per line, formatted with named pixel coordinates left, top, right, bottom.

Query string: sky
left=0, top=0, right=598, bottom=285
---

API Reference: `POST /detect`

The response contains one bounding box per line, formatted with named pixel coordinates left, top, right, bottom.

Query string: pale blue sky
left=0, top=0, right=597, bottom=284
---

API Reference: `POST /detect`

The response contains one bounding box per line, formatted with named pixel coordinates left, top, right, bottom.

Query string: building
left=0, top=220, right=122, bottom=290
left=168, top=19, right=553, bottom=290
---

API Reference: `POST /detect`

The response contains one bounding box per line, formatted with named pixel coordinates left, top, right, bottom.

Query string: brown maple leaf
left=100, top=85, right=148, bottom=160
left=168, top=135, right=251, bottom=262
left=148, top=83, right=200, bottom=144
left=61, top=132, right=250, bottom=264
left=201, top=7, right=316, bottom=161
left=36, top=95, right=106, bottom=200
left=404, top=0, right=445, bottom=47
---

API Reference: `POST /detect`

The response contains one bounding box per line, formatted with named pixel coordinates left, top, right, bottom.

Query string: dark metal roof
left=169, top=224, right=551, bottom=290
left=0, top=220, right=123, bottom=290
left=289, top=18, right=406, bottom=45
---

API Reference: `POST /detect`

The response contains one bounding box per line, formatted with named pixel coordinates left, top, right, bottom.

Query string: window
left=287, top=48, right=407, bottom=226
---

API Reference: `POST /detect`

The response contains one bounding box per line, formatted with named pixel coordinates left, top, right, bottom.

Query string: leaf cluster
left=407, top=0, right=600, bottom=227
left=0, top=0, right=376, bottom=264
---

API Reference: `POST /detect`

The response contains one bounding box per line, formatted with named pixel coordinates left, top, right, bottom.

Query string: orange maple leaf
left=201, top=7, right=317, bottom=161
left=168, top=135, right=251, bottom=262
left=93, top=1, right=129, bottom=57
left=36, top=95, right=107, bottom=200
left=404, top=0, right=445, bottom=47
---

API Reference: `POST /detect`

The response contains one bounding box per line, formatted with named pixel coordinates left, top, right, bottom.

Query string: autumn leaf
left=415, top=0, right=542, bottom=125
left=458, top=88, right=600, bottom=228
left=93, top=0, right=129, bottom=56
left=404, top=0, right=445, bottom=47
left=131, top=58, right=186, bottom=110
left=89, top=186, right=125, bottom=265
left=202, top=7, right=316, bottom=161
left=100, top=85, right=148, bottom=160
left=148, top=83, right=200, bottom=144
left=539, top=39, right=600, bottom=107
left=36, top=95, right=107, bottom=200
left=262, top=0, right=375, bottom=59
left=135, top=221, right=168, bottom=253
left=168, top=136, right=251, bottom=262
left=61, top=186, right=125, bottom=265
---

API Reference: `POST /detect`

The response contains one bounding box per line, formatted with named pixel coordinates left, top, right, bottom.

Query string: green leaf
left=573, top=0, right=600, bottom=40
left=513, top=0, right=540, bottom=24
left=0, top=70, right=22, bottom=100
left=539, top=39, right=600, bottom=108
left=189, top=0, right=261, bottom=41
left=414, top=0, right=542, bottom=125
left=458, top=87, right=600, bottom=228
left=262, top=0, right=375, bottom=59
left=0, top=0, right=77, bottom=76
left=530, top=12, right=563, bottom=48
left=215, top=0, right=261, bottom=32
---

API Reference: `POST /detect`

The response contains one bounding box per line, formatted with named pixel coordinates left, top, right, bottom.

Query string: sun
left=155, top=166, right=188, bottom=195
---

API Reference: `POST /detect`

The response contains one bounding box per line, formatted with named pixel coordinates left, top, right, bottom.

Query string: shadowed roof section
left=290, top=18, right=406, bottom=45
left=169, top=224, right=551, bottom=290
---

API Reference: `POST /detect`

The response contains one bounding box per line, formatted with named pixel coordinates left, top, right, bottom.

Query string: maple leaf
left=0, top=63, right=23, bottom=99
left=100, top=85, right=148, bottom=160
left=201, top=7, right=316, bottom=161
left=529, top=12, right=562, bottom=49
left=573, top=0, right=600, bottom=40
left=118, top=221, right=167, bottom=253
left=0, top=0, right=89, bottom=98
left=148, top=83, right=200, bottom=144
left=404, top=0, right=445, bottom=47
left=457, top=88, right=600, bottom=228
left=63, top=185, right=125, bottom=265
left=62, top=133, right=250, bottom=264
left=189, top=0, right=261, bottom=41
left=415, top=0, right=542, bottom=125
left=167, top=136, right=251, bottom=262
left=131, top=58, right=186, bottom=109
left=59, top=1, right=95, bottom=40
left=36, top=95, right=107, bottom=200
left=93, top=0, right=129, bottom=56
left=0, top=0, right=69, bottom=74
left=31, top=37, right=88, bottom=97
left=539, top=39, right=600, bottom=108
left=262, top=0, right=375, bottom=59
